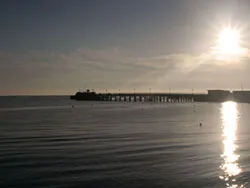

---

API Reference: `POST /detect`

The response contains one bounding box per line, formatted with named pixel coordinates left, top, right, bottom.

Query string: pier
left=70, top=89, right=250, bottom=103
left=70, top=89, right=207, bottom=103
left=97, top=92, right=207, bottom=103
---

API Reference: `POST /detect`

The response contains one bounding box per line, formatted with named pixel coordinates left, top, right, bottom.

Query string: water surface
left=1, top=96, right=250, bottom=187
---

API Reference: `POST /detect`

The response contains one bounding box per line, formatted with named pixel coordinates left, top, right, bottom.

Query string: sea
left=1, top=96, right=250, bottom=188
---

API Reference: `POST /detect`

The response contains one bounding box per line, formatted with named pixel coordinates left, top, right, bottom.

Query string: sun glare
left=218, top=27, right=240, bottom=55
left=212, top=25, right=247, bottom=62
left=220, top=102, right=243, bottom=187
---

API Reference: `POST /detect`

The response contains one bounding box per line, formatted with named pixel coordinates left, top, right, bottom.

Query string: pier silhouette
left=70, top=89, right=250, bottom=103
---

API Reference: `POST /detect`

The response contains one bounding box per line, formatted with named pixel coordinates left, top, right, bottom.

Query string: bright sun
left=217, top=27, right=242, bottom=55
left=213, top=25, right=247, bottom=62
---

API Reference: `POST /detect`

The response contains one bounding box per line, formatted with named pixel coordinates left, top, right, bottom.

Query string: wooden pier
left=71, top=89, right=250, bottom=103
left=71, top=91, right=207, bottom=103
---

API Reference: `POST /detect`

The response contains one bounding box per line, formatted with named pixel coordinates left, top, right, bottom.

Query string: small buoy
left=199, top=122, right=202, bottom=126
left=141, top=108, right=144, bottom=111
left=72, top=105, right=74, bottom=108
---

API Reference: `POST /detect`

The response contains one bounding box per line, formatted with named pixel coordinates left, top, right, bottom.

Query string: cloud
left=1, top=47, right=250, bottom=94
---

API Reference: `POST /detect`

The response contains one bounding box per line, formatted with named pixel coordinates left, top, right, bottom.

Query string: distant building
left=232, top=90, right=250, bottom=103
left=207, top=90, right=231, bottom=102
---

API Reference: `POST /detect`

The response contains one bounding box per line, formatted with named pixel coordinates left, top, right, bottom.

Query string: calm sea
left=1, top=96, right=250, bottom=188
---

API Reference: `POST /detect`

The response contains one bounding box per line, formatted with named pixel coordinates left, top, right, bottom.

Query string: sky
left=1, top=0, right=250, bottom=95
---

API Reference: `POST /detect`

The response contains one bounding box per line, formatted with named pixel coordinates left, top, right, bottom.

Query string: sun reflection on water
left=220, top=101, right=243, bottom=188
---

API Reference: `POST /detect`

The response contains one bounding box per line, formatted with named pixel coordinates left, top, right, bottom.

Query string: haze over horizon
left=1, top=0, right=250, bottom=95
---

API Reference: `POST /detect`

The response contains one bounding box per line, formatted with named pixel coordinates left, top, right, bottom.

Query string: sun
left=218, top=27, right=241, bottom=55
left=212, top=25, right=247, bottom=62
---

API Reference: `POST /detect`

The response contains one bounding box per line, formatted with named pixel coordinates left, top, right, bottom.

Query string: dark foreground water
left=1, top=96, right=250, bottom=188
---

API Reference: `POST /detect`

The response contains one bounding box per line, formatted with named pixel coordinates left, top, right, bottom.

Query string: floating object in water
left=199, top=122, right=202, bottom=126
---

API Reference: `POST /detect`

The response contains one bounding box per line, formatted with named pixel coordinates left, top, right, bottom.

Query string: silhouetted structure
left=206, top=90, right=250, bottom=103
left=207, top=90, right=231, bottom=102
left=71, top=89, right=198, bottom=102
left=232, top=90, right=250, bottom=103
left=70, top=89, right=250, bottom=103
left=70, top=89, right=102, bottom=101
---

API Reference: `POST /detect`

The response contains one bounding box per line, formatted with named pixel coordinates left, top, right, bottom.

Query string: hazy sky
left=1, top=0, right=250, bottom=95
